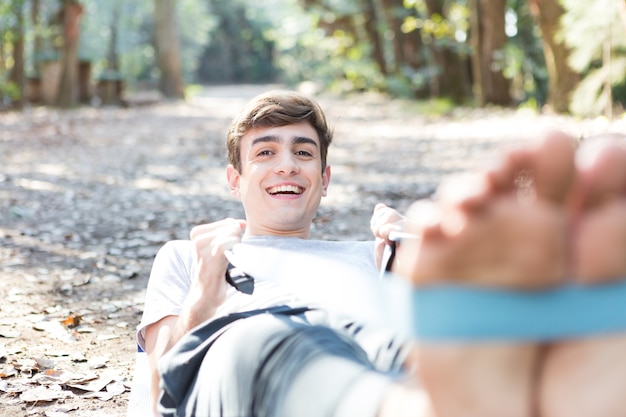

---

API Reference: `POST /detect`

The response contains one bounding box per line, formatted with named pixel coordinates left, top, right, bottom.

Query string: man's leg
left=395, top=132, right=577, bottom=417
left=539, top=137, right=626, bottom=417
left=185, top=313, right=395, bottom=417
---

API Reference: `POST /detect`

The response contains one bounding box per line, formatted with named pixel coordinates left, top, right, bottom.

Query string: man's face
left=227, top=122, right=331, bottom=238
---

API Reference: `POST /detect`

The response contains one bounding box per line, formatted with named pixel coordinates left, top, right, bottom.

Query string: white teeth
left=268, top=185, right=303, bottom=194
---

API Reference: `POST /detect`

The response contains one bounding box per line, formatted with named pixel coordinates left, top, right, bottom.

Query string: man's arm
left=142, top=218, right=246, bottom=413
left=144, top=315, right=178, bottom=414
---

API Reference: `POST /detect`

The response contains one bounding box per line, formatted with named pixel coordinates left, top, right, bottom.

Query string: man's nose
left=275, top=152, right=300, bottom=174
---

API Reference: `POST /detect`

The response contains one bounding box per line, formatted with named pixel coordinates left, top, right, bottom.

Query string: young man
left=138, top=90, right=419, bottom=417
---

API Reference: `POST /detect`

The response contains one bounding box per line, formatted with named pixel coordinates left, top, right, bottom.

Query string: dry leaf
left=32, top=369, right=69, bottom=385
left=10, top=358, right=38, bottom=374
left=32, top=320, right=76, bottom=342
left=35, top=357, right=56, bottom=370
left=68, top=375, right=114, bottom=393
left=19, top=385, right=74, bottom=402
left=61, top=314, right=81, bottom=328
left=105, top=380, right=126, bottom=396
left=0, top=379, right=28, bottom=394
left=0, top=327, right=20, bottom=338
left=87, top=356, right=109, bottom=369
left=0, top=364, right=18, bottom=378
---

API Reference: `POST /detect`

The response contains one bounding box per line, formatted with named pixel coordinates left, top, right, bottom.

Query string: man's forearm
left=146, top=294, right=221, bottom=413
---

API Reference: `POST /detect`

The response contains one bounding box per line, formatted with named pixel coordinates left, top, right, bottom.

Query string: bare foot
left=396, top=132, right=578, bottom=417
left=540, top=135, right=626, bottom=417
left=396, top=131, right=576, bottom=290
left=571, top=136, right=626, bottom=282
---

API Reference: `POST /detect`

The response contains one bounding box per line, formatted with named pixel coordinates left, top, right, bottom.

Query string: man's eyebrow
left=293, top=136, right=319, bottom=148
left=251, top=135, right=319, bottom=148
left=251, top=135, right=280, bottom=146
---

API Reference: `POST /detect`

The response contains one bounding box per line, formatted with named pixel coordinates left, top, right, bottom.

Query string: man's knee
left=181, top=314, right=298, bottom=416
left=201, top=314, right=296, bottom=380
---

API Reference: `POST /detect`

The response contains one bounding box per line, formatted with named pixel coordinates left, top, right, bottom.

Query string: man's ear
left=322, top=165, right=331, bottom=197
left=226, top=164, right=241, bottom=197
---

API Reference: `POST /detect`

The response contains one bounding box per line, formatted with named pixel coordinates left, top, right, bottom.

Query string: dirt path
left=1, top=85, right=624, bottom=416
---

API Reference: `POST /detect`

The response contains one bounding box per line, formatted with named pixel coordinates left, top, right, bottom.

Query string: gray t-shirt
left=137, top=236, right=409, bottom=371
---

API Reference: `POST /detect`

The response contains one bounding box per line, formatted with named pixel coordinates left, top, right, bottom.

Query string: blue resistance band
left=411, top=279, right=626, bottom=342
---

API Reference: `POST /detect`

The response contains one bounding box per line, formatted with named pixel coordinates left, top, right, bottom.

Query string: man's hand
left=370, top=203, right=405, bottom=271
left=188, top=218, right=247, bottom=319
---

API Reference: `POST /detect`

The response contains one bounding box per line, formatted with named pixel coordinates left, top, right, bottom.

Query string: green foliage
left=570, top=56, right=626, bottom=116
left=412, top=96, right=456, bottom=116
left=265, top=0, right=372, bottom=90
left=4, top=0, right=621, bottom=115
left=504, top=0, right=548, bottom=107
left=196, top=0, right=275, bottom=83
left=78, top=0, right=212, bottom=89
left=402, top=1, right=468, bottom=44
left=255, top=0, right=384, bottom=91
left=0, top=0, right=26, bottom=107
left=560, top=0, right=623, bottom=72
left=561, top=0, right=626, bottom=116
left=0, top=78, right=20, bottom=107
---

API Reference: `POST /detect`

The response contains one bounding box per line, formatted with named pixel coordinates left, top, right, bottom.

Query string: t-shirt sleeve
left=136, top=240, right=194, bottom=351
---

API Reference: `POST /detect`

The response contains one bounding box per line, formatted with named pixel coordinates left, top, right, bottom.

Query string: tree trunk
left=154, top=0, right=184, bottom=99
left=363, top=0, right=388, bottom=75
left=379, top=0, right=406, bottom=71
left=31, top=0, right=43, bottom=76
left=107, top=0, right=122, bottom=71
left=469, top=0, right=511, bottom=106
left=9, top=0, right=25, bottom=107
left=56, top=1, right=83, bottom=108
left=528, top=0, right=579, bottom=113
left=423, top=0, right=470, bottom=102
left=379, top=0, right=430, bottom=97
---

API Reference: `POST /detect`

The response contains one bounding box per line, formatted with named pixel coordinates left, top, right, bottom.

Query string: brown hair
left=226, top=90, right=333, bottom=173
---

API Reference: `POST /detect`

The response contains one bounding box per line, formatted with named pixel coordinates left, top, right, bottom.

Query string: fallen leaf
left=19, top=385, right=74, bottom=402
left=87, top=356, right=109, bottom=369
left=67, top=374, right=114, bottom=393
left=67, top=372, right=99, bottom=385
left=32, top=369, right=69, bottom=385
left=0, top=379, right=28, bottom=394
left=35, top=357, right=56, bottom=370
left=61, top=314, right=81, bottom=328
left=0, top=327, right=20, bottom=338
left=69, top=352, right=87, bottom=362
left=45, top=404, right=79, bottom=415
left=105, top=380, right=126, bottom=396
left=9, top=358, right=38, bottom=374
left=96, top=334, right=119, bottom=341
left=0, top=364, right=18, bottom=378
left=32, top=320, right=76, bottom=342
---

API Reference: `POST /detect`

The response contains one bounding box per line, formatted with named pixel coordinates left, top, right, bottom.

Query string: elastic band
left=411, top=279, right=626, bottom=342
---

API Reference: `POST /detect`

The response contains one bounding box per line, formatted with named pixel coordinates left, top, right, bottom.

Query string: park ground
left=1, top=84, right=625, bottom=416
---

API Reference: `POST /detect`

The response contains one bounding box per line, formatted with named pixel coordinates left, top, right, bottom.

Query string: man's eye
left=257, top=150, right=273, bottom=156
left=296, top=150, right=313, bottom=157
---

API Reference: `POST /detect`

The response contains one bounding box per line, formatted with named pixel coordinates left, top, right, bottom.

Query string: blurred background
left=0, top=0, right=625, bottom=117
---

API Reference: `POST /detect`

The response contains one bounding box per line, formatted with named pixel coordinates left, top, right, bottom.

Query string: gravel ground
left=1, top=84, right=624, bottom=416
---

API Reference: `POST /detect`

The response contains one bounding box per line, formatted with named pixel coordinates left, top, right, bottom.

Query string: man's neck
left=243, top=226, right=310, bottom=240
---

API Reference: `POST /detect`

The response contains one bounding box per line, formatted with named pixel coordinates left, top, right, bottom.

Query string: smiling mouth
left=267, top=185, right=304, bottom=195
